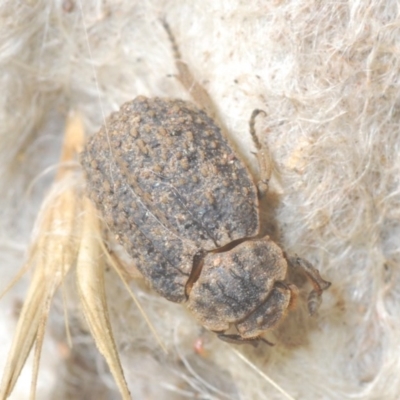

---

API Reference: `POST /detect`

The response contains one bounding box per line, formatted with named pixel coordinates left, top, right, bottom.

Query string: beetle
left=80, top=95, right=330, bottom=346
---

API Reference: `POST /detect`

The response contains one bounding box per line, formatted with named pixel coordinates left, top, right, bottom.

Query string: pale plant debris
left=75, top=196, right=131, bottom=400
left=0, top=113, right=134, bottom=400
left=0, top=112, right=85, bottom=400
left=231, top=348, right=296, bottom=400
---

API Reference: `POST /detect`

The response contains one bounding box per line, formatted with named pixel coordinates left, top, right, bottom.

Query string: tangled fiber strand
left=1, top=0, right=400, bottom=399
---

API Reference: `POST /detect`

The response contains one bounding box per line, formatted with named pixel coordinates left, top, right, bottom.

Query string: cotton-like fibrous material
left=1, top=1, right=400, bottom=399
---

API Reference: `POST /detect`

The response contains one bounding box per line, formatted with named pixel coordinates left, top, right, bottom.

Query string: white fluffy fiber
left=1, top=0, right=400, bottom=399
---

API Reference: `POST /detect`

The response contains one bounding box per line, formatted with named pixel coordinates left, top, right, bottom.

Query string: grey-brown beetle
left=81, top=94, right=330, bottom=346
left=81, top=20, right=330, bottom=346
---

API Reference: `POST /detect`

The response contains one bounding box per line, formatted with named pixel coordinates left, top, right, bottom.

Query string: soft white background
left=1, top=1, right=400, bottom=399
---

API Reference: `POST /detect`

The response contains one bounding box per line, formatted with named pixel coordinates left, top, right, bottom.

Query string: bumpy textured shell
left=187, top=238, right=288, bottom=333
left=81, top=96, right=259, bottom=302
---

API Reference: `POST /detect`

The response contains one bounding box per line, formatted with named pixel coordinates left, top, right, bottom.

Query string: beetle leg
left=162, top=19, right=272, bottom=196
left=275, top=281, right=299, bottom=310
left=288, top=257, right=331, bottom=315
left=249, top=109, right=271, bottom=196
left=216, top=333, right=274, bottom=347
left=185, top=250, right=206, bottom=298
left=161, top=19, right=219, bottom=123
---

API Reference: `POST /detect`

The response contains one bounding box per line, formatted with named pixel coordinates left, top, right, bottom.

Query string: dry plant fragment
left=0, top=113, right=131, bottom=400
left=0, top=113, right=84, bottom=400
left=76, top=197, right=131, bottom=400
